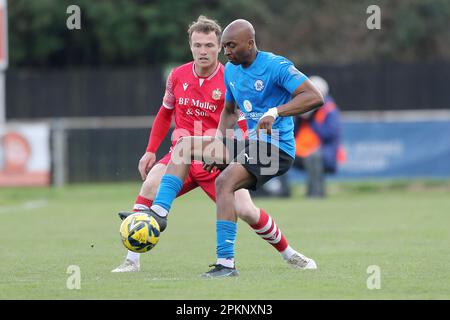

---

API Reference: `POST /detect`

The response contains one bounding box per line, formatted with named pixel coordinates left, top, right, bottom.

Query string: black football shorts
left=220, top=138, right=293, bottom=191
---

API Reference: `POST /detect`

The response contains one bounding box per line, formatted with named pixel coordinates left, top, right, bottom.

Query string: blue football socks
left=152, top=174, right=183, bottom=214
left=216, top=220, right=237, bottom=266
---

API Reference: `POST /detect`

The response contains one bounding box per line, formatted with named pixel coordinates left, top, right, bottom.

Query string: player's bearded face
left=190, top=31, right=220, bottom=68
left=222, top=40, right=250, bottom=65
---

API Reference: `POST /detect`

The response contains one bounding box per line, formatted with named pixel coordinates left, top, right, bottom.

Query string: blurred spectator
left=293, top=76, right=345, bottom=198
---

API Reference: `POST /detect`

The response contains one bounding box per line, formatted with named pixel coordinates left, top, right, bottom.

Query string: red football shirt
left=163, top=61, right=226, bottom=144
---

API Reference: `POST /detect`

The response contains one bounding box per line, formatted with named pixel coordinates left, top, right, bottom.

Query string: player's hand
left=256, top=115, right=275, bottom=139
left=138, top=152, right=156, bottom=181
left=202, top=161, right=217, bottom=173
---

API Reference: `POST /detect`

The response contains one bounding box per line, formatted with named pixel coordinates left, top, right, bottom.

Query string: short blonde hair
left=187, top=15, right=222, bottom=44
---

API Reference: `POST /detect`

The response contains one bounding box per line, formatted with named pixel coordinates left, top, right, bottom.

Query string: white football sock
left=126, top=250, right=140, bottom=263
left=217, top=258, right=235, bottom=268
left=150, top=205, right=168, bottom=217
left=133, top=204, right=149, bottom=211
left=281, top=245, right=297, bottom=260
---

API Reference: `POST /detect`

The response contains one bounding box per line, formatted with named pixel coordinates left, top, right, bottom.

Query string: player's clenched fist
left=256, top=107, right=278, bottom=138
left=256, top=116, right=275, bottom=138
left=202, top=161, right=216, bottom=173
left=138, top=152, right=156, bottom=180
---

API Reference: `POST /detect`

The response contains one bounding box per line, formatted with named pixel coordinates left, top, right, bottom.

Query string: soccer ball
left=119, top=213, right=160, bottom=253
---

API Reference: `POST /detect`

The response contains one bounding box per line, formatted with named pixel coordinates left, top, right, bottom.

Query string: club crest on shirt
left=212, top=88, right=222, bottom=100
left=243, top=100, right=252, bottom=112
left=254, top=80, right=264, bottom=91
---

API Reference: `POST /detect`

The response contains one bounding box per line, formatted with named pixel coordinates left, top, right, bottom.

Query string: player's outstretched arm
left=139, top=106, right=175, bottom=180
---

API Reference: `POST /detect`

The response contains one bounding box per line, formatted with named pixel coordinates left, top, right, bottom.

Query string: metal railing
left=6, top=109, right=450, bottom=185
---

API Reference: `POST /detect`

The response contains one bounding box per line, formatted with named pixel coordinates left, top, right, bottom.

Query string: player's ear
left=248, top=39, right=254, bottom=49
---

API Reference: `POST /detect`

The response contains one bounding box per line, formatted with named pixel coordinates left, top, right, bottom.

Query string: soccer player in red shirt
left=112, top=16, right=308, bottom=273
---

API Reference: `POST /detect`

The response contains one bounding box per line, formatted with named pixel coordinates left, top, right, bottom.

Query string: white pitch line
left=0, top=199, right=48, bottom=214
left=149, top=277, right=186, bottom=281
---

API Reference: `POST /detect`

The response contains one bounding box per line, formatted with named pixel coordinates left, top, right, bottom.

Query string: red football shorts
left=157, top=152, right=219, bottom=201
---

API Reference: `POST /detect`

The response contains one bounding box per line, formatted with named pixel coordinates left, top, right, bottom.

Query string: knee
left=176, top=136, right=190, bottom=145
left=235, top=201, right=259, bottom=224
left=174, top=136, right=192, bottom=153
left=140, top=175, right=160, bottom=199
left=215, top=173, right=233, bottom=194
left=172, top=136, right=195, bottom=163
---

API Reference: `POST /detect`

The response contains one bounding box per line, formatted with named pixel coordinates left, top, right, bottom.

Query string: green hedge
left=8, top=0, right=450, bottom=67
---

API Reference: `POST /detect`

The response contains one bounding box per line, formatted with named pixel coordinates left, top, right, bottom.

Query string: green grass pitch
left=1, top=181, right=449, bottom=299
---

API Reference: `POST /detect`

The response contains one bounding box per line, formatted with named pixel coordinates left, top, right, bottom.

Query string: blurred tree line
left=8, top=0, right=450, bottom=68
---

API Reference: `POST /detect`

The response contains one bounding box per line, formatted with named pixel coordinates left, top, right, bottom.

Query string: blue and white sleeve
left=276, top=60, right=307, bottom=94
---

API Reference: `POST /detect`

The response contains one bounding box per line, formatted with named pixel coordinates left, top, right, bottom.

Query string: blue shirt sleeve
left=276, top=59, right=307, bottom=94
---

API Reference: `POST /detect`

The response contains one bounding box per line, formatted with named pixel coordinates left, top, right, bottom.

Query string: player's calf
left=234, top=194, right=259, bottom=225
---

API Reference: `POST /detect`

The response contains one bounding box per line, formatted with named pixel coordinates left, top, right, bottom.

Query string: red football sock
left=133, top=195, right=153, bottom=212
left=250, top=209, right=289, bottom=252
